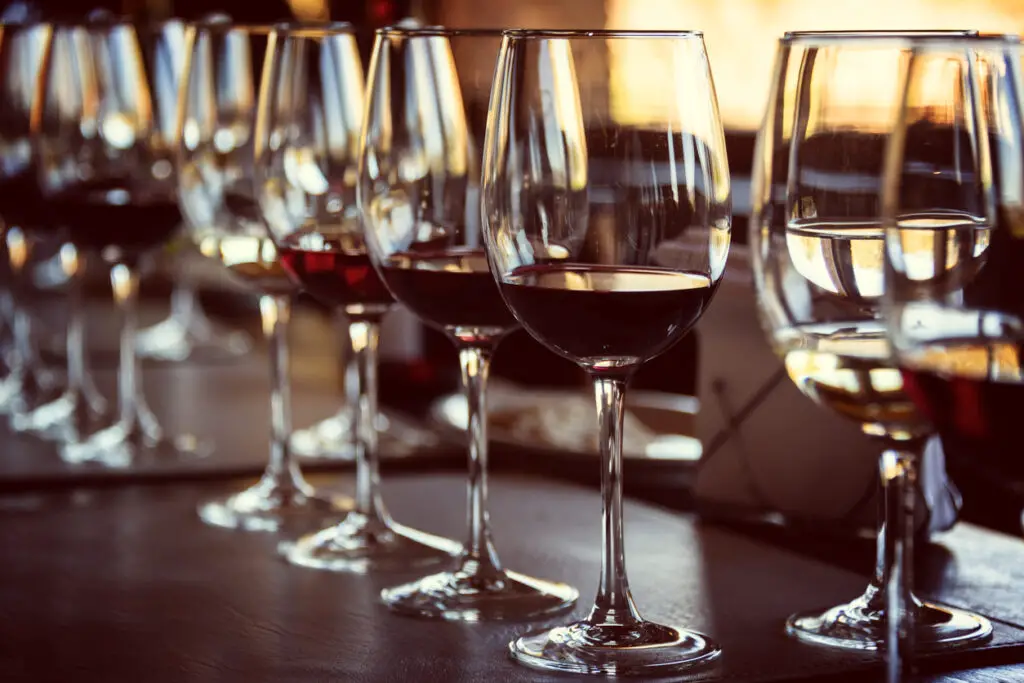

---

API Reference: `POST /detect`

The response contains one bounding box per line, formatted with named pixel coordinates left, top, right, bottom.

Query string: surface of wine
left=500, top=264, right=715, bottom=368
left=381, top=247, right=517, bottom=340
left=53, top=179, right=181, bottom=261
left=199, top=233, right=293, bottom=296
left=786, top=217, right=987, bottom=303
left=780, top=322, right=924, bottom=440
left=901, top=340, right=1024, bottom=481
left=278, top=230, right=394, bottom=319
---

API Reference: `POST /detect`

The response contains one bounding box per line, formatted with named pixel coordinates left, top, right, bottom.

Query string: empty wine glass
left=256, top=22, right=459, bottom=571
left=179, top=21, right=350, bottom=532
left=37, top=18, right=207, bottom=466
left=361, top=26, right=578, bottom=621
left=751, top=31, right=993, bottom=656
left=484, top=29, right=728, bottom=674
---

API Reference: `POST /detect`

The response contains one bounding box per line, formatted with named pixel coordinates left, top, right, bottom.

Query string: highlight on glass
left=750, top=30, right=994, bottom=654
left=483, top=29, right=729, bottom=674
left=255, top=22, right=460, bottom=571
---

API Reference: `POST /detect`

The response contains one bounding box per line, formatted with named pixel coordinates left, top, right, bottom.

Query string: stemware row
left=0, top=17, right=1019, bottom=680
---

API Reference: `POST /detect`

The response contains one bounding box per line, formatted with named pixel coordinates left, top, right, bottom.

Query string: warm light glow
left=605, top=0, right=1024, bottom=130
left=286, top=0, right=329, bottom=21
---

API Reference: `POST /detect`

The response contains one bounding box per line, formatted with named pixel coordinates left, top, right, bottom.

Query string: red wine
left=0, top=174, right=50, bottom=233
left=380, top=248, right=517, bottom=339
left=52, top=179, right=182, bottom=261
left=278, top=231, right=394, bottom=319
left=500, top=264, right=716, bottom=367
left=901, top=340, right=1024, bottom=482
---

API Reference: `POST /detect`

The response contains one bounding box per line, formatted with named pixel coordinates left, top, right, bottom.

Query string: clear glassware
left=881, top=36, right=1021, bottom=674
left=256, top=22, right=459, bottom=571
left=483, top=29, right=728, bottom=674
left=135, top=278, right=253, bottom=363
left=0, top=22, right=64, bottom=420
left=750, top=31, right=994, bottom=657
left=36, top=19, right=207, bottom=466
left=178, top=22, right=350, bottom=532
left=360, top=27, right=578, bottom=621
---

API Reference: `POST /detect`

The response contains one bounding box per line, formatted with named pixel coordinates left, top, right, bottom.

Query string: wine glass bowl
left=257, top=22, right=459, bottom=571
left=883, top=39, right=1024, bottom=528
left=178, top=21, right=350, bottom=534
left=483, top=29, right=727, bottom=674
left=750, top=31, right=993, bottom=653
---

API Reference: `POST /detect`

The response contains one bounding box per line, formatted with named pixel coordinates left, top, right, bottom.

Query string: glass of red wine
left=255, top=22, right=459, bottom=571
left=0, top=21, right=65, bottom=425
left=751, top=32, right=995, bottom=667
left=179, top=21, right=350, bottom=533
left=483, top=30, right=728, bottom=674
left=884, top=39, right=1023, bottom=552
left=36, top=18, right=206, bottom=466
left=361, top=27, right=579, bottom=621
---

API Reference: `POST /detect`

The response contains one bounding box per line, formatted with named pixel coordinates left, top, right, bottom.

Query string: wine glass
left=360, top=26, right=578, bottom=621
left=255, top=22, right=459, bottom=571
left=178, top=21, right=350, bottom=532
left=882, top=35, right=1020, bottom=654
left=483, top=29, right=728, bottom=674
left=0, top=21, right=63, bottom=421
left=36, top=18, right=207, bottom=466
left=750, top=31, right=994, bottom=655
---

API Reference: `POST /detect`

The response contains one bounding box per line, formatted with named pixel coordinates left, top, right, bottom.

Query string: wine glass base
left=136, top=316, right=252, bottom=363
left=284, top=514, right=460, bottom=574
left=59, top=423, right=211, bottom=468
left=198, top=482, right=352, bottom=534
left=510, top=619, right=721, bottom=675
left=787, top=599, right=993, bottom=651
left=381, top=567, right=578, bottom=622
left=291, top=410, right=439, bottom=460
left=8, top=391, right=108, bottom=441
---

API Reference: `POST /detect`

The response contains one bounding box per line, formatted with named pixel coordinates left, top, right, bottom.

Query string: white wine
left=198, top=233, right=293, bottom=296
left=780, top=321, right=926, bottom=440
left=785, top=216, right=989, bottom=302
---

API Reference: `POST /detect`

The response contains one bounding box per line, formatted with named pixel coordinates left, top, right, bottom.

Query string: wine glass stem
left=261, top=294, right=302, bottom=490
left=110, top=263, right=142, bottom=428
left=347, top=318, right=389, bottom=524
left=588, top=375, right=642, bottom=628
left=457, top=344, right=503, bottom=580
left=171, top=282, right=198, bottom=322
left=63, top=248, right=85, bottom=394
left=880, top=444, right=920, bottom=683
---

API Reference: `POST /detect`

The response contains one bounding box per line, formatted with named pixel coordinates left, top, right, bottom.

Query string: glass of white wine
left=750, top=30, right=994, bottom=658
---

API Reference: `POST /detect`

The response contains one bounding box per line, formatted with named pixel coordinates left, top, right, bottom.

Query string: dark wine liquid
left=53, top=179, right=182, bottom=260
left=500, top=264, right=716, bottom=366
left=0, top=174, right=51, bottom=234
left=278, top=232, right=394, bottom=318
left=381, top=247, right=517, bottom=335
left=901, top=341, right=1024, bottom=482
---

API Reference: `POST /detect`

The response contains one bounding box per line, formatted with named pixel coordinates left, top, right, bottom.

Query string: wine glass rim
left=376, top=26, right=505, bottom=37
left=502, top=29, right=704, bottom=39
left=190, top=21, right=276, bottom=34
left=781, top=30, right=1021, bottom=45
left=270, top=21, right=357, bottom=36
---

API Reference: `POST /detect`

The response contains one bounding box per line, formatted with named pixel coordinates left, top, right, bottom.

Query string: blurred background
left=9, top=0, right=1024, bottom=534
